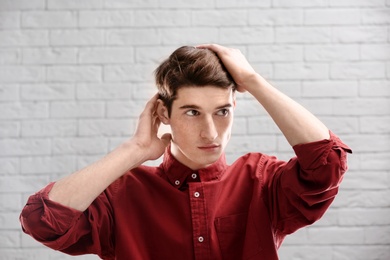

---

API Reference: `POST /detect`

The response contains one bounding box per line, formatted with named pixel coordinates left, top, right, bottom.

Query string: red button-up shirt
left=20, top=132, right=351, bottom=260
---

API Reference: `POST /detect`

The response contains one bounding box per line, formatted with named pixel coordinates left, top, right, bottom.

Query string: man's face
left=165, top=86, right=235, bottom=170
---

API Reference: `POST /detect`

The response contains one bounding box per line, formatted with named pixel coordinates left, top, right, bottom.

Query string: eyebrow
left=179, top=103, right=233, bottom=110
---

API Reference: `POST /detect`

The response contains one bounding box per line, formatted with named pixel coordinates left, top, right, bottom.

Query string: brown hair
left=154, top=46, right=236, bottom=116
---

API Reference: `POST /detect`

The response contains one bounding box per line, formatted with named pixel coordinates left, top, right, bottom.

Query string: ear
left=156, top=99, right=170, bottom=125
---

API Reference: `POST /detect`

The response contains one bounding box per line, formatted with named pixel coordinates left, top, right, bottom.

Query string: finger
left=196, top=43, right=225, bottom=53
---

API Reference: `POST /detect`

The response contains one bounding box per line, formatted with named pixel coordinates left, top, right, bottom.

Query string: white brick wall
left=0, top=0, right=389, bottom=259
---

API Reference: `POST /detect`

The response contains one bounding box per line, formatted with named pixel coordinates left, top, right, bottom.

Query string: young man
left=20, top=44, right=351, bottom=259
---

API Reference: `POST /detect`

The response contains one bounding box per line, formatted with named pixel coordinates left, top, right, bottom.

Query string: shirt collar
left=161, top=145, right=228, bottom=189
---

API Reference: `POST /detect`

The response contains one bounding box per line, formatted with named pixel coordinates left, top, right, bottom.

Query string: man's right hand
left=131, top=93, right=171, bottom=162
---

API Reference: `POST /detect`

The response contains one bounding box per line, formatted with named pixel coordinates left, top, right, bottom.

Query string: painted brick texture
left=0, top=0, right=389, bottom=259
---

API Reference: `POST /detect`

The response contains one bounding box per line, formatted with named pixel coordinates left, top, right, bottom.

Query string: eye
left=185, top=110, right=200, bottom=116
left=216, top=109, right=229, bottom=116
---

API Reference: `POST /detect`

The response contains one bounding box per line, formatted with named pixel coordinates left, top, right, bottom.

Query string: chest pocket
left=215, top=213, right=249, bottom=259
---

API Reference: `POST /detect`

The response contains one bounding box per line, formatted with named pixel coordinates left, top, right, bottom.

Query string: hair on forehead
left=154, top=46, right=236, bottom=116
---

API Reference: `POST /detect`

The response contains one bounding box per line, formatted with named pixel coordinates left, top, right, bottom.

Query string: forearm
left=49, top=139, right=147, bottom=212
left=247, top=74, right=329, bottom=146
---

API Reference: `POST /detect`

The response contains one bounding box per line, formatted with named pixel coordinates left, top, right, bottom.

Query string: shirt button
left=198, top=236, right=204, bottom=243
left=194, top=192, right=200, bottom=198
left=174, top=180, right=180, bottom=186
left=191, top=173, right=197, bottom=179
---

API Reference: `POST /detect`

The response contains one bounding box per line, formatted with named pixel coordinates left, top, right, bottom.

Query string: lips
left=198, top=144, right=220, bottom=150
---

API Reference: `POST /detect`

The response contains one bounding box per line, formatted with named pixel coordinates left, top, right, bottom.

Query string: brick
left=21, top=119, right=77, bottom=137
left=20, top=155, right=76, bottom=174
left=104, top=64, right=155, bottom=82
left=273, top=0, right=328, bottom=7
left=0, top=231, right=20, bottom=248
left=0, top=49, right=20, bottom=64
left=0, top=30, right=48, bottom=47
left=131, top=83, right=160, bottom=100
left=0, top=102, right=48, bottom=119
left=135, top=10, right=191, bottom=27
left=216, top=0, right=271, bottom=7
left=79, top=10, right=134, bottom=28
left=0, top=84, right=19, bottom=101
left=0, top=121, right=20, bottom=137
left=361, top=44, right=390, bottom=60
left=228, top=135, right=277, bottom=154
left=365, top=226, right=390, bottom=244
left=0, top=157, right=19, bottom=175
left=22, top=11, right=78, bottom=28
left=331, top=62, right=386, bottom=79
left=161, top=28, right=219, bottom=45
left=76, top=83, right=132, bottom=100
left=0, top=66, right=45, bottom=83
left=220, top=27, right=273, bottom=44
left=338, top=209, right=390, bottom=226
left=103, top=0, right=159, bottom=9
left=135, top=46, right=175, bottom=64
left=106, top=100, right=146, bottom=118
left=235, top=98, right=267, bottom=117
left=21, top=83, right=75, bottom=100
left=0, top=212, right=21, bottom=229
left=304, top=9, right=360, bottom=25
left=22, top=47, right=77, bottom=64
left=298, top=98, right=334, bottom=115
left=232, top=117, right=247, bottom=135
left=0, top=175, right=48, bottom=193
left=279, top=245, right=332, bottom=260
left=359, top=153, right=390, bottom=170
left=274, top=63, right=329, bottom=80
left=342, top=171, right=389, bottom=189
left=52, top=137, right=108, bottom=155
left=0, top=138, right=51, bottom=156
left=307, top=227, right=364, bottom=244
left=0, top=12, right=20, bottom=29
left=359, top=80, right=390, bottom=97
left=248, top=9, right=303, bottom=26
left=0, top=194, right=22, bottom=211
left=50, top=101, right=105, bottom=118
left=281, top=229, right=308, bottom=245
left=329, top=0, right=386, bottom=6
left=47, top=66, right=102, bottom=82
left=107, top=28, right=160, bottom=45
left=362, top=8, right=390, bottom=24
left=48, top=0, right=103, bottom=9
left=191, top=10, right=246, bottom=26
left=271, top=80, right=302, bottom=98
left=247, top=116, right=279, bottom=134
left=248, top=45, right=303, bottom=62
left=360, top=116, right=390, bottom=133
left=319, top=116, right=359, bottom=134
left=50, top=29, right=104, bottom=46
left=340, top=134, right=390, bottom=152
left=333, top=26, right=387, bottom=43
left=79, top=119, right=134, bottom=136
left=79, top=47, right=134, bottom=64
left=302, top=80, right=358, bottom=97
left=275, top=27, right=332, bottom=43
left=305, top=44, right=360, bottom=61
left=333, top=246, right=390, bottom=260
left=250, top=63, right=273, bottom=79
left=0, top=0, right=45, bottom=10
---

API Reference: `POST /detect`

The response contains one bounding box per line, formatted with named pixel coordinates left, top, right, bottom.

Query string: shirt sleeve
left=260, top=131, right=352, bottom=236
left=19, top=182, right=115, bottom=259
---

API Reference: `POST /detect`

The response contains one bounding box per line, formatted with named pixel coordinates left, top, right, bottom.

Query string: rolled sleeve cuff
left=292, top=131, right=352, bottom=171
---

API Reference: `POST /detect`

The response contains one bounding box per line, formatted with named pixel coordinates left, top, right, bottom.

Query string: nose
left=200, top=115, right=218, bottom=141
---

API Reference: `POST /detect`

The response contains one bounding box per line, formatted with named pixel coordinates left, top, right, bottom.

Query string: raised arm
left=48, top=94, right=171, bottom=211
left=197, top=44, right=329, bottom=146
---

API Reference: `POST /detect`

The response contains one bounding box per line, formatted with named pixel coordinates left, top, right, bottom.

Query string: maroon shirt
left=20, top=132, right=351, bottom=260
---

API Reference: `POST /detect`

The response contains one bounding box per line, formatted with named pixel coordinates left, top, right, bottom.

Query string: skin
left=156, top=86, right=235, bottom=170
left=48, top=44, right=329, bottom=212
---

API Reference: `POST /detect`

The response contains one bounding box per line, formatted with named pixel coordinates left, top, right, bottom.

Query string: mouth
left=198, top=144, right=221, bottom=151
